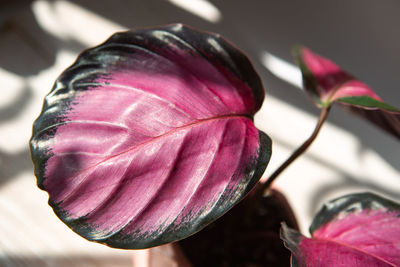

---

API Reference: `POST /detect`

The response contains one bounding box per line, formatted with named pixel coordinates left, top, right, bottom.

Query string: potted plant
left=30, top=24, right=400, bottom=266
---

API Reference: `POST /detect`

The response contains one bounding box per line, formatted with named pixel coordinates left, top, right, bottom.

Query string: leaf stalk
left=256, top=106, right=331, bottom=197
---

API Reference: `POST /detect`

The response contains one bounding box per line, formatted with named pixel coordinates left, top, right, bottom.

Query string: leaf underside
left=281, top=192, right=400, bottom=266
left=294, top=46, right=400, bottom=139
left=30, top=24, right=271, bottom=249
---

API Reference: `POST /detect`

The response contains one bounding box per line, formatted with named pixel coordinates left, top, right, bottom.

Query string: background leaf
left=294, top=46, right=400, bottom=139
left=281, top=192, right=400, bottom=266
left=30, top=24, right=271, bottom=249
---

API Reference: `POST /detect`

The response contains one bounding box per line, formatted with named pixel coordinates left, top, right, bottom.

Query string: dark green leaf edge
left=309, top=192, right=400, bottom=235
left=338, top=96, right=400, bottom=113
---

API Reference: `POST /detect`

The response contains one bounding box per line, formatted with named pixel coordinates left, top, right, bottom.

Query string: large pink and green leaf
left=29, top=24, right=271, bottom=249
left=281, top=192, right=400, bottom=266
left=294, top=46, right=400, bottom=139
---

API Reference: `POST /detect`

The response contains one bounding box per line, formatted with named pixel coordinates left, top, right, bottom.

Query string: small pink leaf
left=294, top=46, right=400, bottom=139
left=30, top=24, right=271, bottom=249
left=281, top=193, right=400, bottom=266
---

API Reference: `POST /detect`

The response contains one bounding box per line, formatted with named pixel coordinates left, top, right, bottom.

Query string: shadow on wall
left=0, top=147, right=31, bottom=186
left=0, top=0, right=92, bottom=76
left=273, top=134, right=400, bottom=217
left=0, top=87, right=33, bottom=186
left=0, top=0, right=57, bottom=76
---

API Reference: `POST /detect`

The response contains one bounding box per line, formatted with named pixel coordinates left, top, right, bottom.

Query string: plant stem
left=257, top=106, right=331, bottom=196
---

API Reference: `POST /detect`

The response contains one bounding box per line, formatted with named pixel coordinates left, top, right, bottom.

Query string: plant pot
left=137, top=187, right=298, bottom=267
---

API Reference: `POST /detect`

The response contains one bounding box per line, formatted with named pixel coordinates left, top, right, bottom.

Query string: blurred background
left=1, top=0, right=399, bottom=266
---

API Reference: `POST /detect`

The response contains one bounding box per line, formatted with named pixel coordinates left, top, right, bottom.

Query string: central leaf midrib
left=58, top=114, right=252, bottom=200
left=108, top=113, right=250, bottom=160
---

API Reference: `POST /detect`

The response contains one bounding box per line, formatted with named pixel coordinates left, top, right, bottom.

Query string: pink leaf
left=30, top=24, right=271, bottom=249
left=294, top=46, right=400, bottom=139
left=281, top=193, right=400, bottom=266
